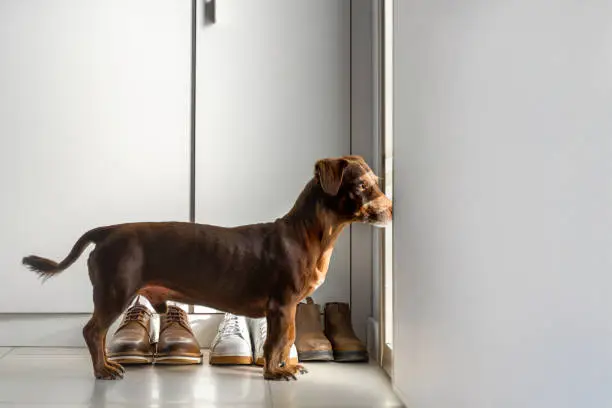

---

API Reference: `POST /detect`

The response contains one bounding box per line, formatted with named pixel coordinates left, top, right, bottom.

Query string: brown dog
left=22, top=155, right=392, bottom=380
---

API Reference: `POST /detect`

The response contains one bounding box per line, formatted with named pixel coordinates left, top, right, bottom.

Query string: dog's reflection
left=88, top=363, right=261, bottom=407
left=88, top=365, right=160, bottom=407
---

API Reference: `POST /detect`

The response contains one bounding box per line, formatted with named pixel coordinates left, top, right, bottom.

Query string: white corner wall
left=393, top=1, right=612, bottom=407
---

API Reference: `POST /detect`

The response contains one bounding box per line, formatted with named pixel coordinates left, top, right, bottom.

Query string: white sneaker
left=209, top=313, right=253, bottom=365
left=248, top=317, right=298, bottom=366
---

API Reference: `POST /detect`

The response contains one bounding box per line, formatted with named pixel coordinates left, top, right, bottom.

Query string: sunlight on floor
left=0, top=348, right=402, bottom=407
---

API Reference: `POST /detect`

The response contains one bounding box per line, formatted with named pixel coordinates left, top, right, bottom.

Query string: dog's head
left=314, top=155, right=392, bottom=227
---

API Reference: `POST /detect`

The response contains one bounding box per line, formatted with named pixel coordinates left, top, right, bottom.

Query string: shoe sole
left=209, top=355, right=253, bottom=365
left=297, top=350, right=334, bottom=362
left=254, top=356, right=299, bottom=366
left=155, top=354, right=203, bottom=365
left=107, top=354, right=154, bottom=365
left=333, top=350, right=369, bottom=362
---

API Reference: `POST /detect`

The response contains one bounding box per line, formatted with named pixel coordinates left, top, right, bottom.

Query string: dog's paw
left=283, top=362, right=308, bottom=375
left=94, top=363, right=124, bottom=380
left=263, top=364, right=307, bottom=381
left=264, top=367, right=298, bottom=381
left=106, top=360, right=125, bottom=374
left=295, top=364, right=308, bottom=375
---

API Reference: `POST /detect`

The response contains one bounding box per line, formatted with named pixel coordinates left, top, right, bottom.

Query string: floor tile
left=0, top=349, right=271, bottom=407
left=0, top=405, right=262, bottom=408
left=7, top=347, right=89, bottom=356
left=0, top=348, right=401, bottom=407
left=269, top=362, right=403, bottom=407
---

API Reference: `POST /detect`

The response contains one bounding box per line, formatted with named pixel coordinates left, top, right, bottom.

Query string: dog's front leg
left=263, top=301, right=306, bottom=380
left=282, top=312, right=308, bottom=375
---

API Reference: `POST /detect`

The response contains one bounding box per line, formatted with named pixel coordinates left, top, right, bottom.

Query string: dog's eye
left=358, top=182, right=367, bottom=191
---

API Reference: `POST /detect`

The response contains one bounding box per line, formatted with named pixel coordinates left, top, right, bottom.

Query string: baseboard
left=0, top=313, right=224, bottom=347
left=1, top=313, right=375, bottom=353
left=367, top=316, right=380, bottom=363
left=393, top=384, right=409, bottom=408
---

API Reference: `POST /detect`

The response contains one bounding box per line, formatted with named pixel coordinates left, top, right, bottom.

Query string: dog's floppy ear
left=314, top=158, right=349, bottom=196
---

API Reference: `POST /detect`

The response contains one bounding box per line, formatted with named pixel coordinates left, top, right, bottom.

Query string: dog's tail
left=22, top=226, right=114, bottom=281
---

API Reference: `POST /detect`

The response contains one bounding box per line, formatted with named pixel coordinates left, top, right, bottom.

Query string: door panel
left=195, top=0, right=351, bottom=306
left=0, top=0, right=192, bottom=312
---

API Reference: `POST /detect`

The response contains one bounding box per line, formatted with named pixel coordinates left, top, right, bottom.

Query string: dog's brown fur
left=22, top=155, right=392, bottom=380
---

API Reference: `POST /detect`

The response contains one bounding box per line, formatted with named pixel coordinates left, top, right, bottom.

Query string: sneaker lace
left=222, top=314, right=244, bottom=337
left=258, top=319, right=267, bottom=341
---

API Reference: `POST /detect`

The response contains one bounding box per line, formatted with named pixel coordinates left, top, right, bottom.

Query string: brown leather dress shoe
left=107, top=303, right=154, bottom=364
left=295, top=297, right=334, bottom=361
left=155, top=305, right=203, bottom=364
left=324, top=302, right=369, bottom=362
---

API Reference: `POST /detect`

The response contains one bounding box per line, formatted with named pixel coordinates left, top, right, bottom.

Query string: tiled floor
left=0, top=348, right=403, bottom=407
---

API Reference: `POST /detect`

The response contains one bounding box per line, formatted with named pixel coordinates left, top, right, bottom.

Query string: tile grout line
left=0, top=347, right=14, bottom=360
left=266, top=380, right=274, bottom=408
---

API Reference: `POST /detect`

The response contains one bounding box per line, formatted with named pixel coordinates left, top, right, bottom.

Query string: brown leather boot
left=295, top=297, right=334, bottom=361
left=155, top=305, right=203, bottom=364
left=324, top=302, right=368, bottom=362
left=107, top=303, right=154, bottom=364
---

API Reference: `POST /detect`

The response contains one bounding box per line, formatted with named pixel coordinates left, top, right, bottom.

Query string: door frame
left=374, top=0, right=394, bottom=377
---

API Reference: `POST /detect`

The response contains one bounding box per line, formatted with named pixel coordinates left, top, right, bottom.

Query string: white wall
left=393, top=1, right=612, bottom=407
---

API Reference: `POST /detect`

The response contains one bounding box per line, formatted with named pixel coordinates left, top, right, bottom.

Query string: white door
left=194, top=0, right=351, bottom=307
left=0, top=0, right=192, bottom=312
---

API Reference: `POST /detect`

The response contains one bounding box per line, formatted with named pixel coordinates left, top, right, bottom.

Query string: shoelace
left=258, top=319, right=267, bottom=341
left=221, top=314, right=244, bottom=338
left=159, top=306, right=192, bottom=335
left=165, top=306, right=189, bottom=325
left=123, top=306, right=149, bottom=323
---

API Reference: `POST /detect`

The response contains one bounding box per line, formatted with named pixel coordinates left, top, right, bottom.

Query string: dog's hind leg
left=83, top=309, right=125, bottom=380
left=84, top=280, right=136, bottom=380
left=83, top=251, right=140, bottom=380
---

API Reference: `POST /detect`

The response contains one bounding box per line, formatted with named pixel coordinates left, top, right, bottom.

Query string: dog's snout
left=378, top=193, right=392, bottom=214
left=359, top=191, right=392, bottom=227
